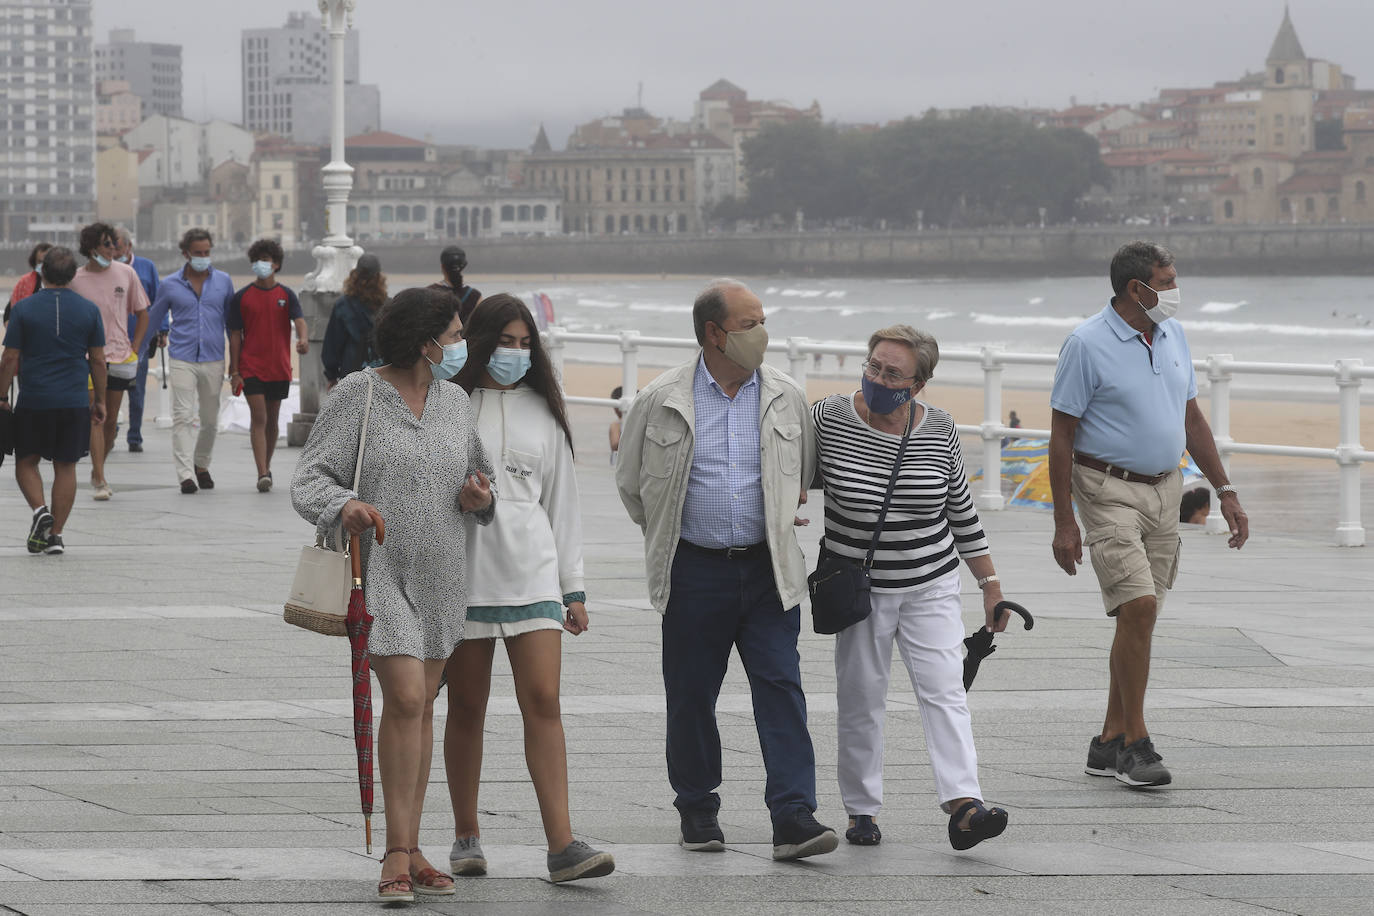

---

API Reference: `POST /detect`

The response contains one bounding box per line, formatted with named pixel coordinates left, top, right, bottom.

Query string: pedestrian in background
left=322, top=253, right=386, bottom=390
left=0, top=247, right=107, bottom=555
left=1049, top=241, right=1249, bottom=789
left=427, top=246, right=482, bottom=325
left=812, top=324, right=1011, bottom=851
left=69, top=221, right=149, bottom=501
left=114, top=227, right=165, bottom=453
left=444, top=294, right=614, bottom=884
left=145, top=229, right=234, bottom=494
left=5, top=242, right=52, bottom=329
left=227, top=238, right=308, bottom=492
left=292, top=287, right=494, bottom=903
left=616, top=278, right=837, bottom=862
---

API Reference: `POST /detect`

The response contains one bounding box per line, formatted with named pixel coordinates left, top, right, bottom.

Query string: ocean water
left=495, top=274, right=1374, bottom=397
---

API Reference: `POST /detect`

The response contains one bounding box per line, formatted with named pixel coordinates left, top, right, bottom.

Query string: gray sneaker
left=449, top=835, right=487, bottom=876
left=1085, top=733, right=1125, bottom=776
left=1115, top=736, right=1172, bottom=788
left=547, top=839, right=615, bottom=883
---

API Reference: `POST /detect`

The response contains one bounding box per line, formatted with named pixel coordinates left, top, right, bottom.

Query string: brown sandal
left=408, top=846, right=455, bottom=896
left=377, top=847, right=414, bottom=902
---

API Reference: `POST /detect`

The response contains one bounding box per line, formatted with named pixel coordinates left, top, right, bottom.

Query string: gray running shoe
left=1115, top=736, right=1172, bottom=788
left=43, top=534, right=65, bottom=555
left=449, top=835, right=487, bottom=876
left=1086, top=733, right=1125, bottom=776
left=547, top=839, right=615, bottom=883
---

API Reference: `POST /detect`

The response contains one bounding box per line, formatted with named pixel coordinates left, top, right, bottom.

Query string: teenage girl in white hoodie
left=443, top=294, right=615, bottom=884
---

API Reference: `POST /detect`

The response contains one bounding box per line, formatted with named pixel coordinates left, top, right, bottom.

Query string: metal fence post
left=619, top=330, right=641, bottom=402
left=787, top=337, right=809, bottom=387
left=976, top=346, right=1005, bottom=511
left=546, top=325, right=566, bottom=381
left=1334, top=357, right=1365, bottom=547
left=1204, top=354, right=1234, bottom=535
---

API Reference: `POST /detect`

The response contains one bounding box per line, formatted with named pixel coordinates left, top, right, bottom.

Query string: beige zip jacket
left=615, top=355, right=817, bottom=613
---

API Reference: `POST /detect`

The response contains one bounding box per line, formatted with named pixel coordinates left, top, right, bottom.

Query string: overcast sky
left=98, top=1, right=1374, bottom=149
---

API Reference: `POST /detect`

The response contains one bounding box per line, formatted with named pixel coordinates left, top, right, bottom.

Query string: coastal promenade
left=2, top=406, right=1373, bottom=915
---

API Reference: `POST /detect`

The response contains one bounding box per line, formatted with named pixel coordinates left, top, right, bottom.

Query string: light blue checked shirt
left=679, top=355, right=766, bottom=549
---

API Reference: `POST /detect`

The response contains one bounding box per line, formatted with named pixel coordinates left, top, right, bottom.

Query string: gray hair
left=40, top=246, right=78, bottom=286
left=692, top=277, right=748, bottom=345
left=115, top=226, right=133, bottom=245
left=867, top=324, right=939, bottom=385
left=1110, top=241, right=1174, bottom=297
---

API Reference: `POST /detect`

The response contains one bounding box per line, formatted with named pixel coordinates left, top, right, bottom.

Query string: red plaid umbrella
left=345, top=520, right=385, bottom=853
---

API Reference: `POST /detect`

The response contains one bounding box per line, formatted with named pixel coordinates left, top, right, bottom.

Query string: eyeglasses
left=861, top=359, right=918, bottom=385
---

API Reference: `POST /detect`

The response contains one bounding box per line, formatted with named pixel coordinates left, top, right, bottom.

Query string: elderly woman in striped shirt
left=811, top=324, right=1012, bottom=851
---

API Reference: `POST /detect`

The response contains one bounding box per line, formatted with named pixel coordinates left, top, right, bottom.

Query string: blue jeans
left=662, top=543, right=817, bottom=827
left=126, top=351, right=151, bottom=445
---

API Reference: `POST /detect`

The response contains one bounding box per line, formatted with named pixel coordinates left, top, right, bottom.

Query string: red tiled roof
left=1278, top=172, right=1343, bottom=193
left=346, top=130, right=425, bottom=147
left=1214, top=176, right=1242, bottom=193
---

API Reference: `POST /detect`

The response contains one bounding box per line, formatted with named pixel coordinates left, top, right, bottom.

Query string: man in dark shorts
left=0, top=247, right=108, bottom=555
left=227, top=238, right=307, bottom=492
left=427, top=246, right=483, bottom=325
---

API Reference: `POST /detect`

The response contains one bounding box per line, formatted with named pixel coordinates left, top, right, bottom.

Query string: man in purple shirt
left=145, top=229, right=235, bottom=494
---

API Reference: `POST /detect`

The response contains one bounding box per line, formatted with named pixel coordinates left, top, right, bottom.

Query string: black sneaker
left=128, top=442, right=143, bottom=452
left=1086, top=733, right=1125, bottom=777
left=26, top=507, right=53, bottom=554
left=43, top=534, right=64, bottom=555
left=679, top=810, right=725, bottom=851
left=1116, top=736, right=1172, bottom=788
left=771, top=811, right=838, bottom=861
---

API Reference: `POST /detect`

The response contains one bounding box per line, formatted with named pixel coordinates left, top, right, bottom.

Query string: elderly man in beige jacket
left=616, top=278, right=835, bottom=863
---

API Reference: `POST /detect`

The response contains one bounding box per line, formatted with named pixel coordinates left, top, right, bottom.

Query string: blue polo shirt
left=1050, top=303, right=1197, bottom=475
left=145, top=266, right=235, bottom=363
left=2, top=289, right=105, bottom=410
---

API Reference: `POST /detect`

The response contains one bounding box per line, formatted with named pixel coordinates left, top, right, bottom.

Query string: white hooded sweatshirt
left=464, top=383, right=585, bottom=608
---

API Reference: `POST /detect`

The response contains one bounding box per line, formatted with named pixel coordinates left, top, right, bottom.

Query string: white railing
left=544, top=326, right=1371, bottom=547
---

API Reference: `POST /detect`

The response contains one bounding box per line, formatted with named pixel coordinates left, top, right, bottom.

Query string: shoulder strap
left=352, top=371, right=375, bottom=493
left=863, top=404, right=916, bottom=570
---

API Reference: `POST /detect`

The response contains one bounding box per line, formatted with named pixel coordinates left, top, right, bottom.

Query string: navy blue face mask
left=861, top=374, right=914, bottom=415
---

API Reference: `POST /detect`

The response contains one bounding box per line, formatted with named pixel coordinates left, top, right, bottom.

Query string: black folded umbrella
left=963, top=600, right=1034, bottom=691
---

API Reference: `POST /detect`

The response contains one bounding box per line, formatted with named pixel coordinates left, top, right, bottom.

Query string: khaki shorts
left=1071, top=463, right=1183, bottom=616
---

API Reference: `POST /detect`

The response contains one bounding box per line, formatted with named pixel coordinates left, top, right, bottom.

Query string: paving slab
left=0, top=408, right=1371, bottom=912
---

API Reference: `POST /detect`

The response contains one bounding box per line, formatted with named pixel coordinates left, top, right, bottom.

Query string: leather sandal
left=408, top=846, right=455, bottom=896
left=845, top=815, right=882, bottom=846
left=377, top=847, right=414, bottom=902
left=948, top=800, right=1008, bottom=850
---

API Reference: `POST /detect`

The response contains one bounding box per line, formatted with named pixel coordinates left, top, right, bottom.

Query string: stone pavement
left=2, top=405, right=1373, bottom=915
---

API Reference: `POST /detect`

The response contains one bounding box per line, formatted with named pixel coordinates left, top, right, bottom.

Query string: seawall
left=6, top=225, right=1374, bottom=278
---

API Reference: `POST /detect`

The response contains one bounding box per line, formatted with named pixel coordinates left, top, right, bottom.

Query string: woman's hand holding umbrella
left=982, top=580, right=1009, bottom=633
left=341, top=499, right=385, bottom=536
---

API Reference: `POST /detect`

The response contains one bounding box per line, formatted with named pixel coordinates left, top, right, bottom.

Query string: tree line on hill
left=717, top=111, right=1108, bottom=230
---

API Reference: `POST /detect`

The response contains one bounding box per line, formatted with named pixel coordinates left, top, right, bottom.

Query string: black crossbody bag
left=808, top=406, right=914, bottom=635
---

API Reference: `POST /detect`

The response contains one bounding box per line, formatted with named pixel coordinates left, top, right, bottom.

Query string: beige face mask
left=717, top=323, right=769, bottom=371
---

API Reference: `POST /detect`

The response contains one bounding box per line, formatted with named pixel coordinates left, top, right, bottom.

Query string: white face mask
left=1138, top=283, right=1181, bottom=324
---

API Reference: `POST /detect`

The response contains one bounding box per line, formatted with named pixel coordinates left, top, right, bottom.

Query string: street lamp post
left=290, top=0, right=363, bottom=446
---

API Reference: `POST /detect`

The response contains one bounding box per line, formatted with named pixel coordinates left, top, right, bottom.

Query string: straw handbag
left=284, top=373, right=375, bottom=636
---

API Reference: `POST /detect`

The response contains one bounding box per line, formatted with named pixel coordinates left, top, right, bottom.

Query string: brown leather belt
left=1073, top=452, right=1171, bottom=486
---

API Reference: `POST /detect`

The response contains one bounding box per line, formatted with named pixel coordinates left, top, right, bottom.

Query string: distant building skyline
left=0, top=0, right=96, bottom=243
left=94, top=28, right=182, bottom=120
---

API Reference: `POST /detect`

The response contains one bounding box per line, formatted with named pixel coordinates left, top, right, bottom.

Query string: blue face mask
left=487, top=347, right=531, bottom=385
left=251, top=260, right=275, bottom=279
left=427, top=338, right=467, bottom=380
left=116, top=254, right=130, bottom=263
left=93, top=254, right=112, bottom=269
left=189, top=255, right=212, bottom=273
left=861, top=374, right=914, bottom=416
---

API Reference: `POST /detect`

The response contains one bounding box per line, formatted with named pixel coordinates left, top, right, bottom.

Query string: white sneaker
left=92, top=482, right=113, bottom=501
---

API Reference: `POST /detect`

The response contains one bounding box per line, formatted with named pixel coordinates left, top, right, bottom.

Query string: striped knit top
left=812, top=394, right=990, bottom=592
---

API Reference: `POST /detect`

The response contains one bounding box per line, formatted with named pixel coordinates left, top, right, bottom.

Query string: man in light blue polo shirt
left=1048, top=241, right=1250, bottom=790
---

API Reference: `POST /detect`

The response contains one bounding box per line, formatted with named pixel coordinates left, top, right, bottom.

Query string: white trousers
left=169, top=358, right=223, bottom=482
left=835, top=569, right=982, bottom=814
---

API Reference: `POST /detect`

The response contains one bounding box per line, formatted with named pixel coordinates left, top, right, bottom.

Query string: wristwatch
left=1215, top=485, right=1239, bottom=498
left=976, top=574, right=1000, bottom=589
